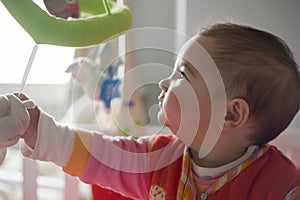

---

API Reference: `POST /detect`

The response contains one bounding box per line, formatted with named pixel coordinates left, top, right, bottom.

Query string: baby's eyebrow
left=180, top=60, right=198, bottom=77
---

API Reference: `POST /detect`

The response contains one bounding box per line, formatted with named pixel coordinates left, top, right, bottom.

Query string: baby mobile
left=1, top=0, right=132, bottom=46
left=0, top=0, right=134, bottom=199
left=0, top=0, right=132, bottom=164
left=65, top=48, right=125, bottom=127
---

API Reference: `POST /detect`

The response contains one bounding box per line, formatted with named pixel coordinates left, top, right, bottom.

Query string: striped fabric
left=177, top=148, right=197, bottom=199
left=177, top=145, right=270, bottom=199
left=284, top=186, right=300, bottom=200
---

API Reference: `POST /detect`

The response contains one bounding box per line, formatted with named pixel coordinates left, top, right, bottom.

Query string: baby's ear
left=223, top=98, right=250, bottom=131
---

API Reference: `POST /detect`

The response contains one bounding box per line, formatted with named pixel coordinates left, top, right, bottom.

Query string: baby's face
left=157, top=36, right=226, bottom=154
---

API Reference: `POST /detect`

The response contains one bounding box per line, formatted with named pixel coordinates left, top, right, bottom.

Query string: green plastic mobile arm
left=0, top=0, right=132, bottom=47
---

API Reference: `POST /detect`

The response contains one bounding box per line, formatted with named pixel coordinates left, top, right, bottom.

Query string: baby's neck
left=190, top=145, right=259, bottom=179
left=190, top=145, right=248, bottom=168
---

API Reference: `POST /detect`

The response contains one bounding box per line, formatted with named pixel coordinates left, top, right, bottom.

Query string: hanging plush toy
left=0, top=0, right=132, bottom=47
left=66, top=55, right=123, bottom=109
left=0, top=95, right=35, bottom=164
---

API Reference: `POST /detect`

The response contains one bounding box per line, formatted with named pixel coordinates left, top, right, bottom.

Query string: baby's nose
left=158, top=78, right=170, bottom=92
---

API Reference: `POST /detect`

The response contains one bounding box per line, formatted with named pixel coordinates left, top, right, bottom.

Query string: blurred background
left=0, top=0, right=299, bottom=199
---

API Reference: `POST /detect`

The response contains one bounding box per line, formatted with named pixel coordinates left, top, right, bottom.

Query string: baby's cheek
left=165, top=92, right=181, bottom=117
left=172, top=82, right=198, bottom=117
left=170, top=83, right=201, bottom=146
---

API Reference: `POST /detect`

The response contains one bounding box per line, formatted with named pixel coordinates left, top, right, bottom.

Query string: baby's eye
left=179, top=71, right=188, bottom=80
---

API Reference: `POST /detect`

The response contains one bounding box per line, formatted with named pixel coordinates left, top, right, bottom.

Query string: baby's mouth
left=158, top=101, right=163, bottom=108
left=157, top=92, right=165, bottom=105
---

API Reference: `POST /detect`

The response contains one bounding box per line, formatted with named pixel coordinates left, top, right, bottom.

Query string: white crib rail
left=23, top=158, right=38, bottom=200
left=23, top=158, right=81, bottom=200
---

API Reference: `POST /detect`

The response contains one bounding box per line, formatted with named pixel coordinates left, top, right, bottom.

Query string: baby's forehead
left=176, top=36, right=216, bottom=73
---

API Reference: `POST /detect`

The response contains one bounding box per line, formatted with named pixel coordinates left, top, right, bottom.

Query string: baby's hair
left=200, top=23, right=300, bottom=146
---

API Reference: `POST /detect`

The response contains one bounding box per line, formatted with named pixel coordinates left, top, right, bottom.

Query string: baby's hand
left=0, top=94, right=35, bottom=148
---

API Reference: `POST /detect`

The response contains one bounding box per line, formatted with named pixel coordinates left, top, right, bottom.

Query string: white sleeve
left=21, top=108, right=76, bottom=167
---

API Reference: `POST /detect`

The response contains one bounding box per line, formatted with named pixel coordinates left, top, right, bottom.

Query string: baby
left=1, top=23, right=300, bottom=199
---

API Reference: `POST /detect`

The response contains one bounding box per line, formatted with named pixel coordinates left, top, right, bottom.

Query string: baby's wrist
left=21, top=128, right=37, bottom=150
left=21, top=106, right=40, bottom=149
left=22, top=108, right=76, bottom=167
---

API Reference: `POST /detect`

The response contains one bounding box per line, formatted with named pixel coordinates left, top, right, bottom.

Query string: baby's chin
left=157, top=109, right=167, bottom=125
left=157, top=111, right=178, bottom=135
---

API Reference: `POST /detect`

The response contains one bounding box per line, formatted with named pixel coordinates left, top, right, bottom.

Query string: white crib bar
left=23, top=158, right=81, bottom=200
left=65, top=174, right=80, bottom=200
left=23, top=158, right=38, bottom=200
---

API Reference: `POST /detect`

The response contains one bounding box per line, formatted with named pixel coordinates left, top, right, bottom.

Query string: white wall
left=126, top=0, right=177, bottom=125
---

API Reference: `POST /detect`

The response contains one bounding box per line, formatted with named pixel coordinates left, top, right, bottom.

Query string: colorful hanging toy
left=0, top=0, right=132, bottom=47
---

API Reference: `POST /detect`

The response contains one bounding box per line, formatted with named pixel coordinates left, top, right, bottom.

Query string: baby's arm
left=63, top=131, right=151, bottom=199
left=17, top=93, right=74, bottom=166
left=18, top=94, right=149, bottom=199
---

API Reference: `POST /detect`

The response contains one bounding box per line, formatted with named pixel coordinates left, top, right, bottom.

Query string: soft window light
left=0, top=2, right=74, bottom=84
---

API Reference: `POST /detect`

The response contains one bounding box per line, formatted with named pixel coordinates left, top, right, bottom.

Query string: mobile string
left=18, top=44, right=38, bottom=97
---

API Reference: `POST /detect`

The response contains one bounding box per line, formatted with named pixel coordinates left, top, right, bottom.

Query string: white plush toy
left=0, top=94, right=35, bottom=164
left=65, top=57, right=102, bottom=100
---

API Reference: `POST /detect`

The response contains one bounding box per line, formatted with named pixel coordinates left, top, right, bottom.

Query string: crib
left=0, top=146, right=88, bottom=200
